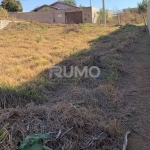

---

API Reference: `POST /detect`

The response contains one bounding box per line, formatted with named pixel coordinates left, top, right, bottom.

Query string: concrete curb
left=0, top=20, right=11, bottom=30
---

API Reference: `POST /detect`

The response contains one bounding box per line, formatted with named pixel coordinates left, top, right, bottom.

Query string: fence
left=9, top=11, right=54, bottom=24
left=108, top=12, right=144, bottom=25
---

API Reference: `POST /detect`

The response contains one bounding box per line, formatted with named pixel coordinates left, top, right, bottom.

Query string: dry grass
left=0, top=21, right=144, bottom=149
left=0, top=22, right=141, bottom=107
left=0, top=23, right=118, bottom=88
left=0, top=102, right=123, bottom=150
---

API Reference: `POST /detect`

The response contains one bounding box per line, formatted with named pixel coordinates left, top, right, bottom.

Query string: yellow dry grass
left=0, top=7, right=8, bottom=19
left=0, top=20, right=145, bottom=150
left=0, top=23, right=119, bottom=87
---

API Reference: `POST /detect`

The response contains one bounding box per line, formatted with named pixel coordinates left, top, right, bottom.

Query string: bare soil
left=119, top=30, right=150, bottom=149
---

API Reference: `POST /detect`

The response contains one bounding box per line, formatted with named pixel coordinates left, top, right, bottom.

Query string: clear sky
left=0, top=0, right=143, bottom=12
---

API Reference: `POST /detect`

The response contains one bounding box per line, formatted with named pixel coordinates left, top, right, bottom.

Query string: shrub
left=137, top=0, right=148, bottom=25
left=0, top=6, right=8, bottom=18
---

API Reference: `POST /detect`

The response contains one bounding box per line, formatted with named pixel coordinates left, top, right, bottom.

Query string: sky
left=0, top=0, right=143, bottom=12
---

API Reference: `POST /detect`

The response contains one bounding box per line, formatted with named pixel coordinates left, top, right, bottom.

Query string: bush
left=137, top=0, right=148, bottom=25
left=0, top=6, right=8, bottom=18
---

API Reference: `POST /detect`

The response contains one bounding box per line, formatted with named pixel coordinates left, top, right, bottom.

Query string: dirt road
left=120, top=31, right=150, bottom=149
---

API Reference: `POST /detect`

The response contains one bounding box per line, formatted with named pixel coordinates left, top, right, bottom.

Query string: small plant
left=76, top=49, right=88, bottom=57
left=97, top=9, right=109, bottom=23
left=37, top=29, right=44, bottom=43
left=128, top=24, right=137, bottom=30
left=0, top=124, right=9, bottom=142
left=43, top=78, right=50, bottom=87
left=19, top=133, right=52, bottom=150
left=104, top=72, right=119, bottom=81
left=40, top=24, right=47, bottom=30
left=79, top=23, right=86, bottom=29
left=97, top=35, right=108, bottom=41
left=36, top=24, right=47, bottom=43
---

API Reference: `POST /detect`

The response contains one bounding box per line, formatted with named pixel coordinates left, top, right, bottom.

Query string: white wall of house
left=92, top=7, right=99, bottom=23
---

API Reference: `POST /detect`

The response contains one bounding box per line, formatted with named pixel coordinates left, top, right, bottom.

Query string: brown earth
left=119, top=29, right=150, bottom=149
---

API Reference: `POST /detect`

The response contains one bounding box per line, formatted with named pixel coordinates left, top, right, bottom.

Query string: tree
left=59, top=0, right=76, bottom=6
left=97, top=9, right=109, bottom=24
left=43, top=7, right=51, bottom=11
left=1, top=0, right=23, bottom=12
left=138, top=0, right=149, bottom=25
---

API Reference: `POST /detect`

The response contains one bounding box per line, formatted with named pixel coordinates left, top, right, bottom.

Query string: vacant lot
left=0, top=23, right=120, bottom=102
left=0, top=22, right=149, bottom=150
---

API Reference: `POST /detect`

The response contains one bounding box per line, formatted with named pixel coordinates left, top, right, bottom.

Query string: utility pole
left=90, top=0, right=91, bottom=7
left=102, top=0, right=106, bottom=25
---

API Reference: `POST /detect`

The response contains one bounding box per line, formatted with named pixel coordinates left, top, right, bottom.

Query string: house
left=9, top=1, right=100, bottom=24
